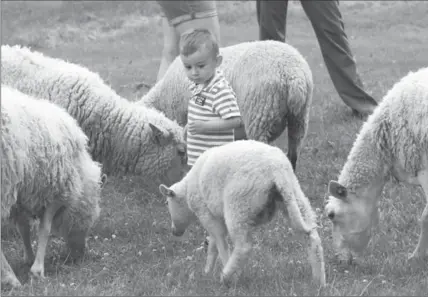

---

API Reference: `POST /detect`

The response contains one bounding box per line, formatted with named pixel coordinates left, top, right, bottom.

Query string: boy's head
left=179, top=28, right=222, bottom=85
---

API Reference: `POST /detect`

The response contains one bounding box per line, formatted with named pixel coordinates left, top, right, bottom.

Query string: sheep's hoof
left=220, top=272, right=231, bottom=288
left=30, top=265, right=45, bottom=279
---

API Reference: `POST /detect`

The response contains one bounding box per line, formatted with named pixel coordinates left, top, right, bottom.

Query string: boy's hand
left=188, top=120, right=206, bottom=134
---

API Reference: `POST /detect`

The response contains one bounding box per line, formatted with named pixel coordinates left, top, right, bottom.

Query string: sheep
left=141, top=40, right=313, bottom=171
left=159, top=140, right=326, bottom=287
left=1, top=85, right=103, bottom=287
left=1, top=44, right=187, bottom=184
left=325, top=67, right=428, bottom=263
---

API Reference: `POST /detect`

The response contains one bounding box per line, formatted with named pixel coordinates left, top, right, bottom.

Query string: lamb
left=1, top=44, right=187, bottom=184
left=141, top=40, right=313, bottom=171
left=159, top=140, right=326, bottom=287
left=325, top=67, right=428, bottom=263
left=1, top=85, right=103, bottom=287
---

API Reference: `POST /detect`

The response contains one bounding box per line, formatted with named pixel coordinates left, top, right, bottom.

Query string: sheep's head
left=149, top=123, right=189, bottom=184
left=159, top=183, right=195, bottom=237
left=325, top=180, right=380, bottom=258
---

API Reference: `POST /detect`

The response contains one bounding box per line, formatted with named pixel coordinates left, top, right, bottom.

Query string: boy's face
left=180, top=46, right=222, bottom=85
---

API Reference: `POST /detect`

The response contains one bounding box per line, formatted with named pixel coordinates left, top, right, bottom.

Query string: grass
left=1, top=0, right=428, bottom=295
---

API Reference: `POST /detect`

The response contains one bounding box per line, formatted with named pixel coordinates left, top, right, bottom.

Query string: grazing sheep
left=325, top=67, right=428, bottom=263
left=1, top=44, right=187, bottom=184
left=141, top=40, right=313, bottom=171
left=159, top=140, right=326, bottom=287
left=1, top=85, right=103, bottom=286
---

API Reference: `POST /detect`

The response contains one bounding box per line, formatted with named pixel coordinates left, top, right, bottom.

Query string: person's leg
left=256, top=0, right=288, bottom=42
left=157, top=17, right=179, bottom=82
left=300, top=0, right=377, bottom=115
left=156, top=1, right=220, bottom=82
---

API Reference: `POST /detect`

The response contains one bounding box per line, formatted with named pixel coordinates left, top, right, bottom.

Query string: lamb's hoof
left=30, top=265, right=45, bottom=279
left=3, top=275, right=22, bottom=288
left=220, top=272, right=231, bottom=288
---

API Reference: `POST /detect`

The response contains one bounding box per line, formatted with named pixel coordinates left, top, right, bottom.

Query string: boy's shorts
left=157, top=1, right=218, bottom=27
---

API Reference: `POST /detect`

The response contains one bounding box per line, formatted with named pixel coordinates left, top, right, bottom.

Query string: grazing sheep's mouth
left=172, top=229, right=185, bottom=237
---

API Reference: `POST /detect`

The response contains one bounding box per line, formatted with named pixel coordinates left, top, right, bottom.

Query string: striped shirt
left=187, top=70, right=241, bottom=166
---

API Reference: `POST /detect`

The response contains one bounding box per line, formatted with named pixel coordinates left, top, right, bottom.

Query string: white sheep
left=141, top=40, right=313, bottom=171
left=325, top=67, right=428, bottom=263
left=1, top=44, right=187, bottom=184
left=1, top=85, right=103, bottom=287
left=159, top=140, right=326, bottom=287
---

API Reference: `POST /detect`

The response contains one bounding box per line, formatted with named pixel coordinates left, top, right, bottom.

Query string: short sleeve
left=211, top=84, right=241, bottom=119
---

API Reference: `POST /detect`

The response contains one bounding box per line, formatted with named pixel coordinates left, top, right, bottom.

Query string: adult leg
left=256, top=0, right=288, bottom=41
left=156, top=17, right=179, bottom=82
left=300, top=0, right=378, bottom=115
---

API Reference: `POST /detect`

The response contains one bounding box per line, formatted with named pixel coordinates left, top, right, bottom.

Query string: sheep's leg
left=307, top=230, right=326, bottom=287
left=1, top=250, right=22, bottom=288
left=15, top=211, right=35, bottom=265
left=201, top=217, right=229, bottom=274
left=220, top=228, right=252, bottom=286
left=408, top=170, right=428, bottom=260
left=30, top=202, right=63, bottom=278
left=204, top=234, right=218, bottom=274
left=287, top=113, right=308, bottom=171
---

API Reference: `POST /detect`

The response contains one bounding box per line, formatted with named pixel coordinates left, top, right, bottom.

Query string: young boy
left=179, top=28, right=242, bottom=168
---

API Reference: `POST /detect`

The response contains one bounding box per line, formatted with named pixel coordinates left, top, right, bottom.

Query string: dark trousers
left=257, top=0, right=378, bottom=114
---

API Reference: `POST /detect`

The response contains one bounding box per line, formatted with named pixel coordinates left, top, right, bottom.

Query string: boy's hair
left=179, top=28, right=219, bottom=57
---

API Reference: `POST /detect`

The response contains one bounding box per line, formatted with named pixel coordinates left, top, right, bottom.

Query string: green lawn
left=1, top=1, right=428, bottom=295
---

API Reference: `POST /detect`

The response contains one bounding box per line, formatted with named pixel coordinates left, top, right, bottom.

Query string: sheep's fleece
left=141, top=40, right=313, bottom=169
left=1, top=85, right=102, bottom=288
left=1, top=44, right=187, bottom=182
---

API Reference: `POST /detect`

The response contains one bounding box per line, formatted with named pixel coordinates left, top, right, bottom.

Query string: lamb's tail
left=273, top=170, right=314, bottom=235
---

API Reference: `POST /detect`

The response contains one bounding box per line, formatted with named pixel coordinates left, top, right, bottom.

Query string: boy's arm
left=200, top=116, right=242, bottom=133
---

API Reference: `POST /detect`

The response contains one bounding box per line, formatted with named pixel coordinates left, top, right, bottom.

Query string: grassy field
left=1, top=1, right=428, bottom=295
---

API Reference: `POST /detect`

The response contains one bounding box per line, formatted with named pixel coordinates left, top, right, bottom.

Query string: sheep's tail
left=273, top=170, right=314, bottom=235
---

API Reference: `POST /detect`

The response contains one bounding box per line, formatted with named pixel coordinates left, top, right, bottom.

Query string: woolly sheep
left=325, top=67, right=428, bottom=263
left=159, top=140, right=326, bottom=287
left=1, top=85, right=103, bottom=287
left=141, top=40, right=313, bottom=171
left=1, top=44, right=187, bottom=184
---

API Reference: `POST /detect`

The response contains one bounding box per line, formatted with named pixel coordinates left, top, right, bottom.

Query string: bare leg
left=15, top=211, right=35, bottom=265
left=156, top=17, right=179, bottom=82
left=221, top=228, right=252, bottom=285
left=408, top=170, right=428, bottom=260
left=30, top=202, right=63, bottom=278
left=1, top=250, right=22, bottom=288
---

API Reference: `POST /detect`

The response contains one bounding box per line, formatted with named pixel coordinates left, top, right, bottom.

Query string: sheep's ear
left=100, top=174, right=108, bottom=188
left=328, top=180, right=348, bottom=200
left=149, top=123, right=172, bottom=145
left=159, top=184, right=175, bottom=198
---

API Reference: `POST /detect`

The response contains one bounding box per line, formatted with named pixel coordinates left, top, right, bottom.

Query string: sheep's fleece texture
left=164, top=140, right=325, bottom=286
left=141, top=40, right=313, bottom=145
left=1, top=44, right=186, bottom=181
left=1, top=85, right=102, bottom=286
left=338, top=67, right=428, bottom=190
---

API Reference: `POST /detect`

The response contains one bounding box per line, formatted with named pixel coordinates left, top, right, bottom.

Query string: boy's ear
left=216, top=55, right=223, bottom=67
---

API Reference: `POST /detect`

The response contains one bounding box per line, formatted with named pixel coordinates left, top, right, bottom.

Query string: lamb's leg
left=287, top=113, right=308, bottom=172
left=30, top=202, right=63, bottom=278
left=1, top=250, right=22, bottom=288
left=204, top=235, right=218, bottom=274
left=220, top=228, right=252, bottom=286
left=15, top=211, right=35, bottom=265
left=408, top=170, right=428, bottom=260
left=201, top=218, right=229, bottom=274
left=307, top=230, right=326, bottom=287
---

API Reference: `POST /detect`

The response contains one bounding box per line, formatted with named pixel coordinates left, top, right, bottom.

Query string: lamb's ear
left=328, top=180, right=348, bottom=200
left=149, top=123, right=172, bottom=145
left=159, top=184, right=175, bottom=198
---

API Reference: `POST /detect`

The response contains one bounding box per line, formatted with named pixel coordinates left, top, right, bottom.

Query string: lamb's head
left=159, top=183, right=195, bottom=237
left=325, top=180, right=380, bottom=257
